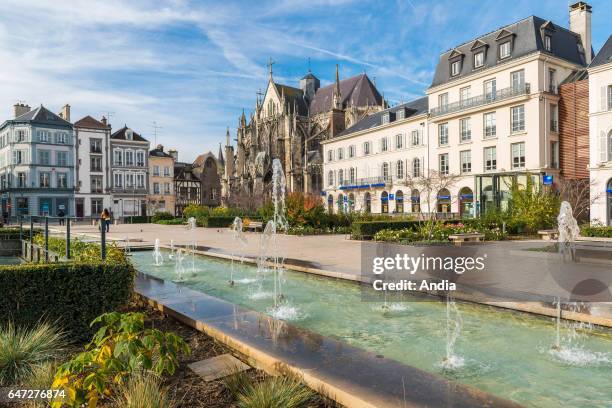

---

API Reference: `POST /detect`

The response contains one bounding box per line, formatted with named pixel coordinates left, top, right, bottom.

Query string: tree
left=557, top=178, right=601, bottom=222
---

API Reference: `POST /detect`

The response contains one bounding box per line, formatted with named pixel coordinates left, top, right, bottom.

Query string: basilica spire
left=333, top=64, right=342, bottom=109
left=225, top=127, right=231, bottom=147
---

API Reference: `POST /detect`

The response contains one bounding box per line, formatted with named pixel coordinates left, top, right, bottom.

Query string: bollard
left=101, top=219, right=106, bottom=261
left=66, top=218, right=71, bottom=259
left=45, top=217, right=49, bottom=262
left=29, top=217, right=33, bottom=261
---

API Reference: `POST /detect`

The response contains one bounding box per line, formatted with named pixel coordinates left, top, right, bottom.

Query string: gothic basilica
left=219, top=63, right=384, bottom=207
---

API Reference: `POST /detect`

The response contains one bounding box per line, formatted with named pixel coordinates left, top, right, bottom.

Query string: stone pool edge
left=148, top=244, right=612, bottom=329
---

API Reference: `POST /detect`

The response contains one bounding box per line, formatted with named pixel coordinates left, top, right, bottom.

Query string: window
left=337, top=148, right=344, bottom=160
left=396, top=160, right=404, bottom=179
left=548, top=69, right=556, bottom=93
left=57, top=173, right=67, bottom=188
left=164, top=167, right=170, bottom=177
left=13, top=150, right=25, bottom=164
left=153, top=165, right=160, bottom=176
left=474, top=51, right=484, bottom=68
left=363, top=141, right=370, bottom=155
left=348, top=145, right=355, bottom=158
left=164, top=183, right=171, bottom=194
left=410, top=130, right=420, bottom=146
left=438, top=123, right=449, bottom=146
left=114, top=150, right=123, bottom=166
left=439, top=154, right=449, bottom=175
left=382, top=162, right=390, bottom=181
left=460, top=86, right=471, bottom=106
left=349, top=168, right=355, bottom=183
left=56, top=132, right=67, bottom=144
left=38, top=130, right=49, bottom=142
left=137, top=174, right=145, bottom=188
left=484, top=112, right=496, bottom=138
left=396, top=109, right=405, bottom=120
left=451, top=60, right=461, bottom=76
left=460, top=150, right=472, bottom=173
left=499, top=41, right=511, bottom=59
left=90, top=138, right=102, bottom=153
left=153, top=182, right=160, bottom=194
left=484, top=147, right=497, bottom=171
left=551, top=141, right=559, bottom=168
left=328, top=171, right=334, bottom=186
left=91, top=198, right=103, bottom=215
left=91, top=176, right=103, bottom=193
left=38, top=150, right=50, bottom=165
left=511, top=142, right=525, bottom=169
left=511, top=70, right=525, bottom=91
left=39, top=172, right=50, bottom=188
left=412, top=158, right=421, bottom=177
left=438, top=93, right=448, bottom=107
left=18, top=172, right=26, bottom=187
left=545, top=35, right=552, bottom=51
left=608, top=85, right=612, bottom=110
left=125, top=150, right=134, bottom=166
left=114, top=172, right=123, bottom=188
left=125, top=173, right=134, bottom=188
left=56, top=151, right=68, bottom=166
left=382, top=113, right=390, bottom=124
left=17, top=130, right=26, bottom=142
left=338, top=169, right=344, bottom=185
left=550, top=104, right=558, bottom=132
left=460, top=118, right=471, bottom=142
left=511, top=105, right=525, bottom=133
left=484, top=79, right=496, bottom=101
left=395, top=134, right=403, bottom=149
left=381, top=137, right=388, bottom=152
left=90, top=156, right=102, bottom=172
left=327, top=150, right=333, bottom=162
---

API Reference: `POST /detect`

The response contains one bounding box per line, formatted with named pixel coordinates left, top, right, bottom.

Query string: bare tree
left=557, top=178, right=601, bottom=222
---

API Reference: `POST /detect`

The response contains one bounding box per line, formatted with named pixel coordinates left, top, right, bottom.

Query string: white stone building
left=588, top=34, right=612, bottom=225
left=74, top=115, right=112, bottom=217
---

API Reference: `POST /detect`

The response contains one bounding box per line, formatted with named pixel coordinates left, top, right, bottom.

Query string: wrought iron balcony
left=337, top=176, right=392, bottom=190
left=431, top=83, right=531, bottom=117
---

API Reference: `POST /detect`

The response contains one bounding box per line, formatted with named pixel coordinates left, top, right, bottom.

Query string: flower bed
left=374, top=221, right=506, bottom=243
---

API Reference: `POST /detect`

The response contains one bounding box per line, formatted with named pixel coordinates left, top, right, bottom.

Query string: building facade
left=74, top=115, right=112, bottom=217
left=148, top=145, right=175, bottom=215
left=174, top=160, right=201, bottom=216
left=221, top=65, right=384, bottom=208
left=193, top=151, right=222, bottom=208
left=109, top=126, right=150, bottom=218
left=0, top=104, right=75, bottom=218
left=323, top=5, right=594, bottom=216
left=588, top=34, right=612, bottom=225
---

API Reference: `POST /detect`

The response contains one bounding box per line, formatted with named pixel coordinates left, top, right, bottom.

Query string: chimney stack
left=59, top=104, right=71, bottom=122
left=13, top=103, right=31, bottom=118
left=569, top=2, right=592, bottom=64
left=168, top=149, right=178, bottom=161
left=101, top=116, right=107, bottom=126
left=156, top=144, right=164, bottom=151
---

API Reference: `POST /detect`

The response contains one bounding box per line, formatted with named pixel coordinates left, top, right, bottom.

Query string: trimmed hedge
left=203, top=216, right=235, bottom=228
left=580, top=226, right=612, bottom=238
left=155, top=218, right=185, bottom=225
left=151, top=212, right=174, bottom=222
left=123, top=216, right=150, bottom=224
left=351, top=220, right=420, bottom=239
left=0, top=262, right=135, bottom=340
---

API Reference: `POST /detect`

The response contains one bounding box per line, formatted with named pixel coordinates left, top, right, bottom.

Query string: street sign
left=389, top=194, right=395, bottom=200
left=543, top=175, right=553, bottom=185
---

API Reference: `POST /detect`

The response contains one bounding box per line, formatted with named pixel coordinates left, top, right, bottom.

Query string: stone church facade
left=220, top=64, right=384, bottom=207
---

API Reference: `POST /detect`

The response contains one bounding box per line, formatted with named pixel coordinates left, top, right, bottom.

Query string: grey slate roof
left=309, top=73, right=382, bottom=115
left=274, top=83, right=308, bottom=116
left=6, top=105, right=72, bottom=128
left=430, top=16, right=590, bottom=88
left=149, top=147, right=173, bottom=158
left=111, top=126, right=148, bottom=142
left=590, top=35, right=612, bottom=68
left=336, top=96, right=429, bottom=138
left=74, top=115, right=109, bottom=130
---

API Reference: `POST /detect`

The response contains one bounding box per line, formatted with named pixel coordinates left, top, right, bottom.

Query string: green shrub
left=580, top=225, right=612, bottom=238
left=155, top=218, right=185, bottom=225
left=351, top=220, right=419, bottom=240
left=32, top=235, right=128, bottom=264
left=0, top=322, right=66, bottom=386
left=0, top=262, right=134, bottom=340
left=151, top=212, right=174, bottom=223
left=203, top=216, right=235, bottom=227
left=183, top=204, right=210, bottom=220
left=506, top=176, right=560, bottom=233
left=53, top=312, right=189, bottom=408
left=123, top=216, right=151, bottom=224
left=112, top=371, right=176, bottom=408
left=236, top=376, right=315, bottom=408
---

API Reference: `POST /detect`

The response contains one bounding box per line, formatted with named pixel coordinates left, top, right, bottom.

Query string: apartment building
left=74, top=115, right=112, bottom=217
left=588, top=34, right=612, bottom=225
left=323, top=4, right=593, bottom=216
left=322, top=98, right=428, bottom=214
left=0, top=104, right=75, bottom=218
left=110, top=126, right=150, bottom=217
left=148, top=144, right=175, bottom=215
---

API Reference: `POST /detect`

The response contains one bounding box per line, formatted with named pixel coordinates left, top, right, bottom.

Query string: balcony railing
left=336, top=176, right=392, bottom=190
left=431, top=83, right=530, bottom=117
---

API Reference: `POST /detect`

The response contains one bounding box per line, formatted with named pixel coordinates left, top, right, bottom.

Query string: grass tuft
left=236, top=375, right=315, bottom=408
left=112, top=371, right=176, bottom=408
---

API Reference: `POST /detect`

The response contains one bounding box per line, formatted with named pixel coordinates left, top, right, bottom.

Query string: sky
left=0, top=0, right=610, bottom=162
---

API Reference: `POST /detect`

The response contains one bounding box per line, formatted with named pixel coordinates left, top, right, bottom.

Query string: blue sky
left=0, top=0, right=610, bottom=162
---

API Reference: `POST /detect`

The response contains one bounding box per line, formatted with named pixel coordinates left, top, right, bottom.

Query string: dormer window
left=474, top=51, right=484, bottom=68
left=451, top=61, right=461, bottom=76
left=382, top=113, right=390, bottom=124
left=396, top=109, right=405, bottom=120
left=499, top=41, right=511, bottom=59
left=126, top=129, right=133, bottom=140
left=544, top=35, right=552, bottom=51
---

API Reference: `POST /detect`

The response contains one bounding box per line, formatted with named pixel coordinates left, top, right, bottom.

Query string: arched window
left=328, top=171, right=334, bottom=186
left=437, top=188, right=451, bottom=213
left=348, top=193, right=355, bottom=212
left=411, top=189, right=420, bottom=213
left=382, top=162, right=389, bottom=181
left=349, top=168, right=356, bottom=183
left=381, top=191, right=389, bottom=213
left=459, top=187, right=474, bottom=218
left=396, top=160, right=404, bottom=180
left=338, top=169, right=344, bottom=185
left=412, top=158, right=421, bottom=177
left=396, top=190, right=404, bottom=213
left=364, top=192, right=371, bottom=213
left=337, top=193, right=344, bottom=213
left=327, top=194, right=333, bottom=213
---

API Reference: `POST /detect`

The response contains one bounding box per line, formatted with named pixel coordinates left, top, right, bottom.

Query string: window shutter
left=600, top=131, right=608, bottom=163
left=601, top=87, right=607, bottom=112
